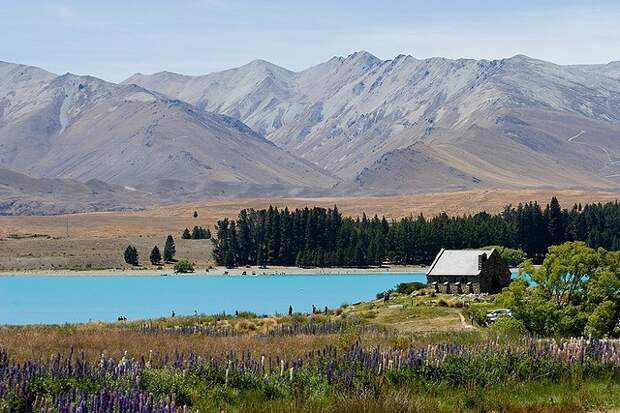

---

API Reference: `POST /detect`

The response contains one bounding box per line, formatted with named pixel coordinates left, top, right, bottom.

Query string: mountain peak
left=239, top=59, right=293, bottom=76
left=344, top=50, right=382, bottom=64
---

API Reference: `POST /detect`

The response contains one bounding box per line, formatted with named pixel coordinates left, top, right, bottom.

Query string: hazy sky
left=1, top=0, right=619, bottom=82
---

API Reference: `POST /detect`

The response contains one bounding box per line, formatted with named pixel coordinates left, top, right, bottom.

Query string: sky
left=1, top=0, right=619, bottom=82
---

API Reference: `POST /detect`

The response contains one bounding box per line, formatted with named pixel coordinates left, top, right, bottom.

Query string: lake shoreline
left=0, top=265, right=428, bottom=277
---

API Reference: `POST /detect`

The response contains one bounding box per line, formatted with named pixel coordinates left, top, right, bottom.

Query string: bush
left=394, top=282, right=426, bottom=295
left=174, top=259, right=195, bottom=273
left=489, top=315, right=527, bottom=335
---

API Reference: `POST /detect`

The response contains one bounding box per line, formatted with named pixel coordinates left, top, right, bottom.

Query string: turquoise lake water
left=0, top=273, right=427, bottom=325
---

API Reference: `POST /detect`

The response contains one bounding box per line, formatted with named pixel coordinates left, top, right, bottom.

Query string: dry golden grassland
left=0, top=291, right=473, bottom=361
left=0, top=189, right=617, bottom=272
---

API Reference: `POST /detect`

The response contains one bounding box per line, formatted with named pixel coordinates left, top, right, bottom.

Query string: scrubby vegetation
left=173, top=259, right=194, bottom=273
left=2, top=336, right=620, bottom=413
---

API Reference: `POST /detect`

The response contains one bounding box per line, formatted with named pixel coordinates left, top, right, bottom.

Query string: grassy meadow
left=2, top=289, right=620, bottom=413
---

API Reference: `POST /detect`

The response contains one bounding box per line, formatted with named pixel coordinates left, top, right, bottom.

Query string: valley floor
left=0, top=264, right=427, bottom=276
left=0, top=189, right=617, bottom=272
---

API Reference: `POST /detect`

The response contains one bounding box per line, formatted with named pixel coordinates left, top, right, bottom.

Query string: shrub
left=174, top=259, right=194, bottom=273
left=489, top=315, right=527, bottom=335
left=395, top=282, right=426, bottom=295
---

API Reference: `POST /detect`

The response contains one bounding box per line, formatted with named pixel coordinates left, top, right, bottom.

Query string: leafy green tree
left=174, top=259, right=194, bottom=273
left=123, top=245, right=139, bottom=266
left=529, top=241, right=601, bottom=307
left=501, top=243, right=620, bottom=337
left=149, top=246, right=161, bottom=265
left=585, top=301, right=618, bottom=337
left=182, top=228, right=192, bottom=239
left=164, top=235, right=176, bottom=262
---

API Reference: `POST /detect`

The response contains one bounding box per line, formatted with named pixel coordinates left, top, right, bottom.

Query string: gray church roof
left=426, top=248, right=495, bottom=276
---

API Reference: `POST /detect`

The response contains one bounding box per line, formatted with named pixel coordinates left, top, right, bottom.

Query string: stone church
left=426, top=248, right=511, bottom=294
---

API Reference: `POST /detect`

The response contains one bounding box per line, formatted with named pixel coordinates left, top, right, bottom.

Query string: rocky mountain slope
left=0, top=62, right=338, bottom=205
left=126, top=52, right=620, bottom=194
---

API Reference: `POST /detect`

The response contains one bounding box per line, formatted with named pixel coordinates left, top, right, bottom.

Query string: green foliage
left=140, top=368, right=196, bottom=406
left=174, top=259, right=194, bottom=273
left=182, top=228, right=192, bottom=239
left=500, top=241, right=620, bottom=337
left=191, top=226, right=211, bottom=239
left=163, top=235, right=176, bottom=262
left=585, top=301, right=619, bottom=337
left=483, top=245, right=527, bottom=267
left=123, top=245, right=138, bottom=266
left=149, top=245, right=161, bottom=265
left=489, top=316, right=527, bottom=335
left=212, top=198, right=620, bottom=268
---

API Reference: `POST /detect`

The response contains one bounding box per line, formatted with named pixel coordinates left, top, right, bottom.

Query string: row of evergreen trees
left=123, top=235, right=176, bottom=266
left=182, top=226, right=211, bottom=240
left=212, top=198, right=620, bottom=268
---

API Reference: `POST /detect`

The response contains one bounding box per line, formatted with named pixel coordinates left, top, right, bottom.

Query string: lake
left=0, top=273, right=426, bottom=325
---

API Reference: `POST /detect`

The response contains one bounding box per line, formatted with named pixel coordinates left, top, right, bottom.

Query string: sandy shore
left=0, top=265, right=427, bottom=277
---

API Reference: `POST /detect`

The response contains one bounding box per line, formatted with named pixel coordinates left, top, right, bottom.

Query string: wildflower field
left=2, top=293, right=620, bottom=413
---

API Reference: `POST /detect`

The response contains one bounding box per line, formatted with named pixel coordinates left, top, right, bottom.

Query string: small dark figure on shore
left=171, top=310, right=175, bottom=317
left=324, top=306, right=328, bottom=314
left=288, top=305, right=293, bottom=316
left=312, top=305, right=317, bottom=314
left=383, top=291, right=391, bottom=302
left=235, top=310, right=239, bottom=316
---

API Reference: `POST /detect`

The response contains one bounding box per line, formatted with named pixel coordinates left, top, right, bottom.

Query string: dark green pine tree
left=191, top=226, right=207, bottom=239
left=227, top=221, right=239, bottom=268
left=124, top=245, right=139, bottom=266
left=547, top=196, right=565, bottom=246
left=182, top=228, right=191, bottom=239
left=149, top=246, right=162, bottom=265
left=212, top=219, right=230, bottom=264
left=268, top=208, right=281, bottom=264
left=163, top=235, right=176, bottom=262
left=237, top=210, right=252, bottom=266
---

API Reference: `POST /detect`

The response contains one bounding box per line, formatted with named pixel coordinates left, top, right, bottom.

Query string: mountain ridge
left=0, top=61, right=339, bottom=206
left=124, top=51, right=620, bottom=193
left=2, top=52, right=620, bottom=215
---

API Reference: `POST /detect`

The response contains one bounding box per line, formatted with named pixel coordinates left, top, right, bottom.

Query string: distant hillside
left=0, top=167, right=155, bottom=215
left=126, top=52, right=620, bottom=194
left=0, top=61, right=338, bottom=205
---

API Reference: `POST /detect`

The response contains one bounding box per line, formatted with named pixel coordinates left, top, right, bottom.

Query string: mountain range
left=1, top=52, right=620, bottom=214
